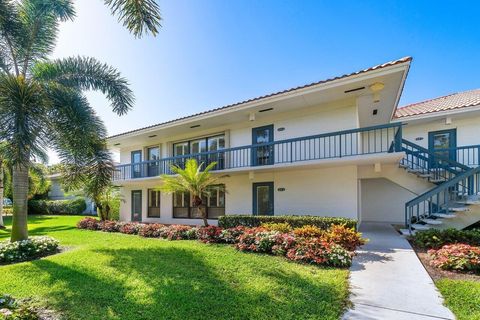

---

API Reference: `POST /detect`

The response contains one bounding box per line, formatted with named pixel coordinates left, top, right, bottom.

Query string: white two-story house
left=107, top=57, right=480, bottom=232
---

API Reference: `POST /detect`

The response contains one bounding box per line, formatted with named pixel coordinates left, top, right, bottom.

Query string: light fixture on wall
left=369, top=82, right=385, bottom=103
left=249, top=112, right=256, bottom=122
left=445, top=117, right=452, bottom=125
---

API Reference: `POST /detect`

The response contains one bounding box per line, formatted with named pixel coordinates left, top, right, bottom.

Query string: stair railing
left=405, top=166, right=480, bottom=231
left=401, top=139, right=470, bottom=183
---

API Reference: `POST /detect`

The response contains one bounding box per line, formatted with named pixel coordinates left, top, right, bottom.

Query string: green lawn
left=436, top=279, right=480, bottom=320
left=0, top=216, right=349, bottom=320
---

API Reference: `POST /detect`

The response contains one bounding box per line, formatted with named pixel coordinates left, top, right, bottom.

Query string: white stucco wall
left=119, top=165, right=359, bottom=224
left=402, top=115, right=480, bottom=149
left=360, top=178, right=416, bottom=224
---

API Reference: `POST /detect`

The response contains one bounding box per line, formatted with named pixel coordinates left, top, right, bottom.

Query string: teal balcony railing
left=113, top=122, right=403, bottom=181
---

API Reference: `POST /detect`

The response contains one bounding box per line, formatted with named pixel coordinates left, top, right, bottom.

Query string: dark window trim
left=131, top=190, right=142, bottom=222
left=172, top=134, right=226, bottom=156
left=147, top=189, right=161, bottom=218
left=252, top=181, right=274, bottom=216
left=251, top=124, right=274, bottom=166
left=172, top=184, right=225, bottom=220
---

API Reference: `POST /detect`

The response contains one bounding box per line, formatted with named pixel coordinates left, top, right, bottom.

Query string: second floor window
left=173, top=134, right=225, bottom=169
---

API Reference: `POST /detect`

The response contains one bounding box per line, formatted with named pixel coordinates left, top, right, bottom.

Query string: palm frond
left=0, top=0, right=22, bottom=75
left=16, top=0, right=76, bottom=76
left=159, top=159, right=225, bottom=199
left=32, top=56, right=134, bottom=115
left=104, top=0, right=161, bottom=38
left=0, top=74, right=50, bottom=166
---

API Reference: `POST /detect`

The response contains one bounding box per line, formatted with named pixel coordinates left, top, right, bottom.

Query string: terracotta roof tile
left=109, top=56, right=412, bottom=139
left=395, top=89, right=480, bottom=119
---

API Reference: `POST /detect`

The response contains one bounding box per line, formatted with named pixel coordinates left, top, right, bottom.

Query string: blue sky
left=51, top=0, right=480, bottom=162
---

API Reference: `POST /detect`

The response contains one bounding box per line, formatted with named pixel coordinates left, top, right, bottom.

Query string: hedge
left=412, top=228, right=480, bottom=249
left=218, top=215, right=357, bottom=230
left=28, top=197, right=87, bottom=215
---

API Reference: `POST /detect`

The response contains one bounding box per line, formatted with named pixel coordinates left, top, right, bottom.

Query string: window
left=147, top=189, right=161, bottom=217
left=173, top=134, right=225, bottom=169
left=172, top=184, right=225, bottom=219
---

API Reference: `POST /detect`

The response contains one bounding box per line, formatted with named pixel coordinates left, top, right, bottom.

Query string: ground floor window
left=147, top=189, right=161, bottom=217
left=173, top=185, right=225, bottom=219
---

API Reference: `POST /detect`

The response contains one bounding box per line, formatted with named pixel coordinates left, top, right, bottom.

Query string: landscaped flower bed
left=0, top=236, right=59, bottom=264
left=411, top=228, right=480, bottom=275
left=428, top=244, right=480, bottom=272
left=77, top=218, right=366, bottom=267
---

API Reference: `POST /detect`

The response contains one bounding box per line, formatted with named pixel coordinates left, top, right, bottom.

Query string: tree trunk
left=199, top=204, right=208, bottom=227
left=11, top=163, right=29, bottom=241
left=0, top=162, right=5, bottom=228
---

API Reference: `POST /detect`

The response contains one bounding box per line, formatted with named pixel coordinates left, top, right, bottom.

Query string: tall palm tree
left=0, top=0, right=139, bottom=241
left=0, top=158, right=5, bottom=229
left=159, top=159, right=226, bottom=227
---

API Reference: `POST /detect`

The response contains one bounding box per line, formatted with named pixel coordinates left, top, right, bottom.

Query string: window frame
left=172, top=184, right=225, bottom=219
left=147, top=189, right=161, bottom=218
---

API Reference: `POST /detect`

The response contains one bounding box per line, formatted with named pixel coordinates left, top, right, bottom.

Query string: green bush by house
left=28, top=197, right=87, bottom=215
left=412, top=228, right=480, bottom=249
left=218, top=215, right=357, bottom=230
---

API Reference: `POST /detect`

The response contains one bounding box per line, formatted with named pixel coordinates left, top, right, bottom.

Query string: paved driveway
left=342, top=223, right=455, bottom=320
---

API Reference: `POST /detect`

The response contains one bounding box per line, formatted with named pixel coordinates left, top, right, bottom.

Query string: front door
left=428, top=129, right=457, bottom=165
left=253, top=182, right=274, bottom=215
left=147, top=147, right=160, bottom=177
left=131, top=190, right=142, bottom=222
left=131, top=150, right=142, bottom=178
left=252, top=125, right=274, bottom=166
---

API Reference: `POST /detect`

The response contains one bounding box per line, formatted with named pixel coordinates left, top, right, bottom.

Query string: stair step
left=421, top=218, right=443, bottom=225
left=456, top=200, right=480, bottom=205
left=430, top=178, right=447, bottom=183
left=448, top=207, right=470, bottom=212
left=431, top=213, right=457, bottom=219
left=411, top=224, right=431, bottom=231
left=418, top=173, right=433, bottom=178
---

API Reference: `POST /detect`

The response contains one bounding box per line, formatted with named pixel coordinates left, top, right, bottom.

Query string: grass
left=436, top=279, right=480, bottom=320
left=0, top=215, right=349, bottom=320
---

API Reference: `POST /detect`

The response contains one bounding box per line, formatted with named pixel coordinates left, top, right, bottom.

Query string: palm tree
left=0, top=1, right=140, bottom=241
left=159, top=159, right=226, bottom=227
left=0, top=158, right=5, bottom=229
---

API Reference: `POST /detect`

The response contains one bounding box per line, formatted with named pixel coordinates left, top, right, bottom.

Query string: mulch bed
left=410, top=242, right=480, bottom=282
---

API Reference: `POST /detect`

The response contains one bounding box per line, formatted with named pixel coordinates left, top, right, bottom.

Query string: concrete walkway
left=342, top=223, right=455, bottom=320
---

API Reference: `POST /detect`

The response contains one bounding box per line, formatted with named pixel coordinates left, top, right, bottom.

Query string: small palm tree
left=159, top=159, right=226, bottom=227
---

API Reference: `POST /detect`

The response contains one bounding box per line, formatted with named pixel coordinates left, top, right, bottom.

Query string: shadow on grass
left=30, top=246, right=344, bottom=320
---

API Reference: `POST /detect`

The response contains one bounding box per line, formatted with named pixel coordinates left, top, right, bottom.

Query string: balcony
left=113, top=123, right=404, bottom=181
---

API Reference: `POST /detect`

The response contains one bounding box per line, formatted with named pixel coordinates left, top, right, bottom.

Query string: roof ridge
left=108, top=56, right=412, bottom=139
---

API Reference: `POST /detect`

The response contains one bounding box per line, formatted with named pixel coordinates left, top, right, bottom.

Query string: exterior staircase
left=398, top=139, right=480, bottom=234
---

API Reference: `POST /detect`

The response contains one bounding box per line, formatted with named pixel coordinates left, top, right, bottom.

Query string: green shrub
left=218, top=215, right=357, bottom=230
left=109, top=199, right=120, bottom=221
left=412, top=228, right=480, bottom=249
left=28, top=197, right=87, bottom=215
